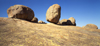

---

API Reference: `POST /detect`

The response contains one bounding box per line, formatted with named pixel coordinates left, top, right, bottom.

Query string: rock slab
left=0, top=17, right=100, bottom=46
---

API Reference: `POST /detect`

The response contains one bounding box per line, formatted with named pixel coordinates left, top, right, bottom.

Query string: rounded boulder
left=85, top=24, right=98, bottom=29
left=7, top=5, right=34, bottom=21
left=46, top=4, right=61, bottom=24
left=67, top=17, right=76, bottom=26
left=31, top=17, right=38, bottom=23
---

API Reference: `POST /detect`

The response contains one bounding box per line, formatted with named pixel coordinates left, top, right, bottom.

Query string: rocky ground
left=0, top=17, right=100, bottom=46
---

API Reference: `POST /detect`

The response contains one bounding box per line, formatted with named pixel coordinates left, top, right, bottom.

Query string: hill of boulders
left=0, top=4, right=99, bottom=46
left=6, top=4, right=98, bottom=29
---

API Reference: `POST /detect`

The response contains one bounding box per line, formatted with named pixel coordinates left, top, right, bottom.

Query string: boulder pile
left=7, top=4, right=77, bottom=25
left=7, top=4, right=99, bottom=28
left=57, top=17, right=76, bottom=26
left=46, top=4, right=76, bottom=26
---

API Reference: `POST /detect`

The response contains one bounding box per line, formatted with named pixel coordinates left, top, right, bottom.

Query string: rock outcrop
left=31, top=17, right=38, bottom=23
left=57, top=19, right=68, bottom=25
left=67, top=17, right=76, bottom=26
left=46, top=4, right=61, bottom=24
left=57, top=17, right=76, bottom=26
left=7, top=5, right=34, bottom=21
left=0, top=17, right=100, bottom=46
left=84, top=24, right=98, bottom=29
left=38, top=20, right=46, bottom=24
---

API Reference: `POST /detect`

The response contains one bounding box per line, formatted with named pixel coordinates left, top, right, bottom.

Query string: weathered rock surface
left=0, top=17, right=100, bottom=46
left=67, top=17, right=76, bottom=26
left=38, top=20, right=46, bottom=24
left=31, top=17, right=38, bottom=23
left=46, top=4, right=61, bottom=23
left=57, top=19, right=68, bottom=25
left=84, top=24, right=98, bottom=29
left=7, top=5, right=34, bottom=21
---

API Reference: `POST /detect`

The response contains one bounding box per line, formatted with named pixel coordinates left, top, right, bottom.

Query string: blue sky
left=0, top=0, right=100, bottom=29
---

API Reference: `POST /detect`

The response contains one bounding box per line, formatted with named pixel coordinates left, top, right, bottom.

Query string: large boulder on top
left=7, top=5, right=34, bottom=21
left=84, top=24, right=98, bottom=29
left=57, top=19, right=67, bottom=25
left=46, top=4, right=61, bottom=24
left=67, top=17, right=76, bottom=26
left=31, top=17, right=38, bottom=23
